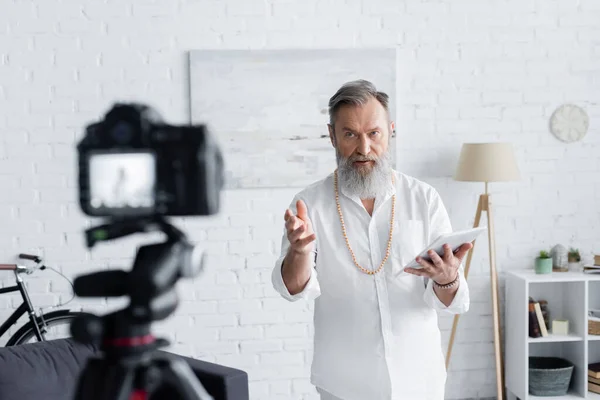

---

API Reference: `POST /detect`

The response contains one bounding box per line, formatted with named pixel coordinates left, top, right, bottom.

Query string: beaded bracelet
left=433, top=273, right=460, bottom=290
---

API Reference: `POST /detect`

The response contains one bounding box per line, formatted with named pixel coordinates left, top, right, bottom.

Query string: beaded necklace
left=334, top=169, right=395, bottom=275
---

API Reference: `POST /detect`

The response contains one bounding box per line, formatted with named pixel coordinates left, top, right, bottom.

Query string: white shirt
left=271, top=169, right=470, bottom=400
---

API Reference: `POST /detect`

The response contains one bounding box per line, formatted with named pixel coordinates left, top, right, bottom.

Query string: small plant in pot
left=568, top=248, right=581, bottom=272
left=535, top=250, right=553, bottom=274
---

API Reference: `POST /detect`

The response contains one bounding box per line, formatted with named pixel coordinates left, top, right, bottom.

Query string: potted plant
left=535, top=250, right=553, bottom=274
left=568, top=248, right=581, bottom=272
left=568, top=248, right=581, bottom=263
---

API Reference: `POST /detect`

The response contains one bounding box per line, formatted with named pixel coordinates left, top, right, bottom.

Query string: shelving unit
left=506, top=270, right=600, bottom=400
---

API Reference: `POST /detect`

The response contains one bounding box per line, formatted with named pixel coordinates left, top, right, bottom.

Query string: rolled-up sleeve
left=271, top=195, right=321, bottom=302
left=422, top=187, right=470, bottom=315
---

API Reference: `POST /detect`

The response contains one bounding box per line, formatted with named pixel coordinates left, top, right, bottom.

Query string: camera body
left=77, top=103, right=224, bottom=218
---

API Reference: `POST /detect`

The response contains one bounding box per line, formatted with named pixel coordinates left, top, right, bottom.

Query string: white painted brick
left=220, top=326, right=263, bottom=340
left=225, top=0, right=269, bottom=16
left=269, top=380, right=292, bottom=395
left=215, top=271, right=238, bottom=285
left=240, top=339, right=283, bottom=353
left=265, top=323, right=309, bottom=339
left=534, top=27, right=579, bottom=43
left=503, top=106, right=544, bottom=118
left=228, top=240, right=272, bottom=255
left=240, top=311, right=284, bottom=325
left=248, top=382, right=270, bottom=398
left=176, top=300, right=218, bottom=315
left=271, top=2, right=317, bottom=17
left=482, top=92, right=523, bottom=105
left=218, top=299, right=262, bottom=313
left=206, top=227, right=249, bottom=241
left=252, top=365, right=309, bottom=381
left=175, top=327, right=220, bottom=343
left=459, top=107, right=501, bottom=119
left=261, top=351, right=304, bottom=366
left=195, top=285, right=242, bottom=301
left=559, top=14, right=600, bottom=27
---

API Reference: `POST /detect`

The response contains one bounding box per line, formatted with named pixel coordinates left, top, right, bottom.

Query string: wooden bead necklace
left=334, top=169, right=396, bottom=275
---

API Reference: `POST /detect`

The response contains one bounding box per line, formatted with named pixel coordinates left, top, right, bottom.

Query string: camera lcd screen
left=88, top=152, right=156, bottom=212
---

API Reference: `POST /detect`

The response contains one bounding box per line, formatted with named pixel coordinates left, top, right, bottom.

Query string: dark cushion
left=0, top=338, right=97, bottom=400
left=0, top=338, right=248, bottom=400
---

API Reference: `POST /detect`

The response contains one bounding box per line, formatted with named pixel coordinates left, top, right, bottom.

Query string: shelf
left=529, top=390, right=584, bottom=399
left=508, top=270, right=600, bottom=283
left=505, top=272, right=592, bottom=400
left=528, top=334, right=584, bottom=343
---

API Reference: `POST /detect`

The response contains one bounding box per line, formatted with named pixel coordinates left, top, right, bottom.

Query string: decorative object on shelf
left=551, top=319, right=569, bottom=335
left=568, top=247, right=582, bottom=272
left=568, top=248, right=581, bottom=263
left=549, top=103, right=589, bottom=143
left=550, top=244, right=568, bottom=272
left=449, top=142, right=520, bottom=400
left=528, top=357, right=574, bottom=396
left=535, top=250, right=553, bottom=274
left=589, top=309, right=600, bottom=336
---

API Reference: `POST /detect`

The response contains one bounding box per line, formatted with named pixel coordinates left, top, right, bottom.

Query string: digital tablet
left=404, top=227, right=487, bottom=269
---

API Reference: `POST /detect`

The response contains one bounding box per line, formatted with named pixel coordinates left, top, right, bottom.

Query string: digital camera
left=77, top=103, right=224, bottom=218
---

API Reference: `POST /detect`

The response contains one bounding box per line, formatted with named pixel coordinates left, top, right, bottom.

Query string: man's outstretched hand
left=404, top=242, right=473, bottom=285
left=284, top=199, right=316, bottom=255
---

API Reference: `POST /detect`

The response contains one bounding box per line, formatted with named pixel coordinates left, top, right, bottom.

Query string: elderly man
left=271, top=79, right=471, bottom=400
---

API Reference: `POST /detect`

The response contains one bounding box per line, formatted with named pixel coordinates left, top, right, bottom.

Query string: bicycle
left=0, top=253, right=84, bottom=346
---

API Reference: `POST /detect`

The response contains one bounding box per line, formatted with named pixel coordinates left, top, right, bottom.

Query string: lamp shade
left=454, top=143, right=520, bottom=182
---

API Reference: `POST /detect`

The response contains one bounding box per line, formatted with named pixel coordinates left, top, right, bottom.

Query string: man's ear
left=390, top=121, right=395, bottom=138
left=327, top=124, right=335, bottom=147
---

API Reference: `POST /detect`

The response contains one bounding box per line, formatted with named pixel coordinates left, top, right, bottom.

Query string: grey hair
left=327, top=79, right=390, bottom=127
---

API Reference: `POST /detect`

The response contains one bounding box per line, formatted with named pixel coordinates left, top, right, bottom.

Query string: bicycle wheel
left=6, top=310, right=84, bottom=346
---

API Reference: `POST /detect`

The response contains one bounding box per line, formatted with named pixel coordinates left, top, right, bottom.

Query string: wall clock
left=549, top=104, right=589, bottom=143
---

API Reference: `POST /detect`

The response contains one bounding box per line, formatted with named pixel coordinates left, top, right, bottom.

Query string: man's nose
left=357, top=135, right=371, bottom=155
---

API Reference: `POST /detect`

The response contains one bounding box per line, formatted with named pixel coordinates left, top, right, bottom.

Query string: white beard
left=336, top=148, right=392, bottom=199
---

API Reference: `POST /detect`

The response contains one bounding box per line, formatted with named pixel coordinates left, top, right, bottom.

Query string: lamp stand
left=445, top=183, right=505, bottom=400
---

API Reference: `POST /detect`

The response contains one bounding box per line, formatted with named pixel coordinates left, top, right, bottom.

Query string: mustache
left=347, top=155, right=378, bottom=162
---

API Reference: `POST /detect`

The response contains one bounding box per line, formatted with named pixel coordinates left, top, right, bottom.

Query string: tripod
left=70, top=217, right=214, bottom=400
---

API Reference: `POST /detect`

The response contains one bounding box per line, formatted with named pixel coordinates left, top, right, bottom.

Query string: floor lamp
left=446, top=143, right=520, bottom=400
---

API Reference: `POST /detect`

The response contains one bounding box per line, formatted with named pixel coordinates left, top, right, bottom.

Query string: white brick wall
left=0, top=1, right=598, bottom=399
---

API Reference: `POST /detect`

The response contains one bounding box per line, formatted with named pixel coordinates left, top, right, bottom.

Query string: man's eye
left=345, top=132, right=354, bottom=137
left=370, top=131, right=379, bottom=136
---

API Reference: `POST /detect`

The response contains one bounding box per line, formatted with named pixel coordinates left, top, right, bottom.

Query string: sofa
left=0, top=338, right=249, bottom=400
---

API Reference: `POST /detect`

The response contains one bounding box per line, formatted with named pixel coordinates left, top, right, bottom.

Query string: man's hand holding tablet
left=402, top=227, right=487, bottom=286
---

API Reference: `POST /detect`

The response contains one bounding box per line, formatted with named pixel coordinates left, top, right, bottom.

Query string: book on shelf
left=584, top=264, right=600, bottom=274
left=589, top=362, right=600, bottom=379
left=585, top=255, right=600, bottom=273
left=528, top=297, right=548, bottom=338
left=589, top=363, right=600, bottom=394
